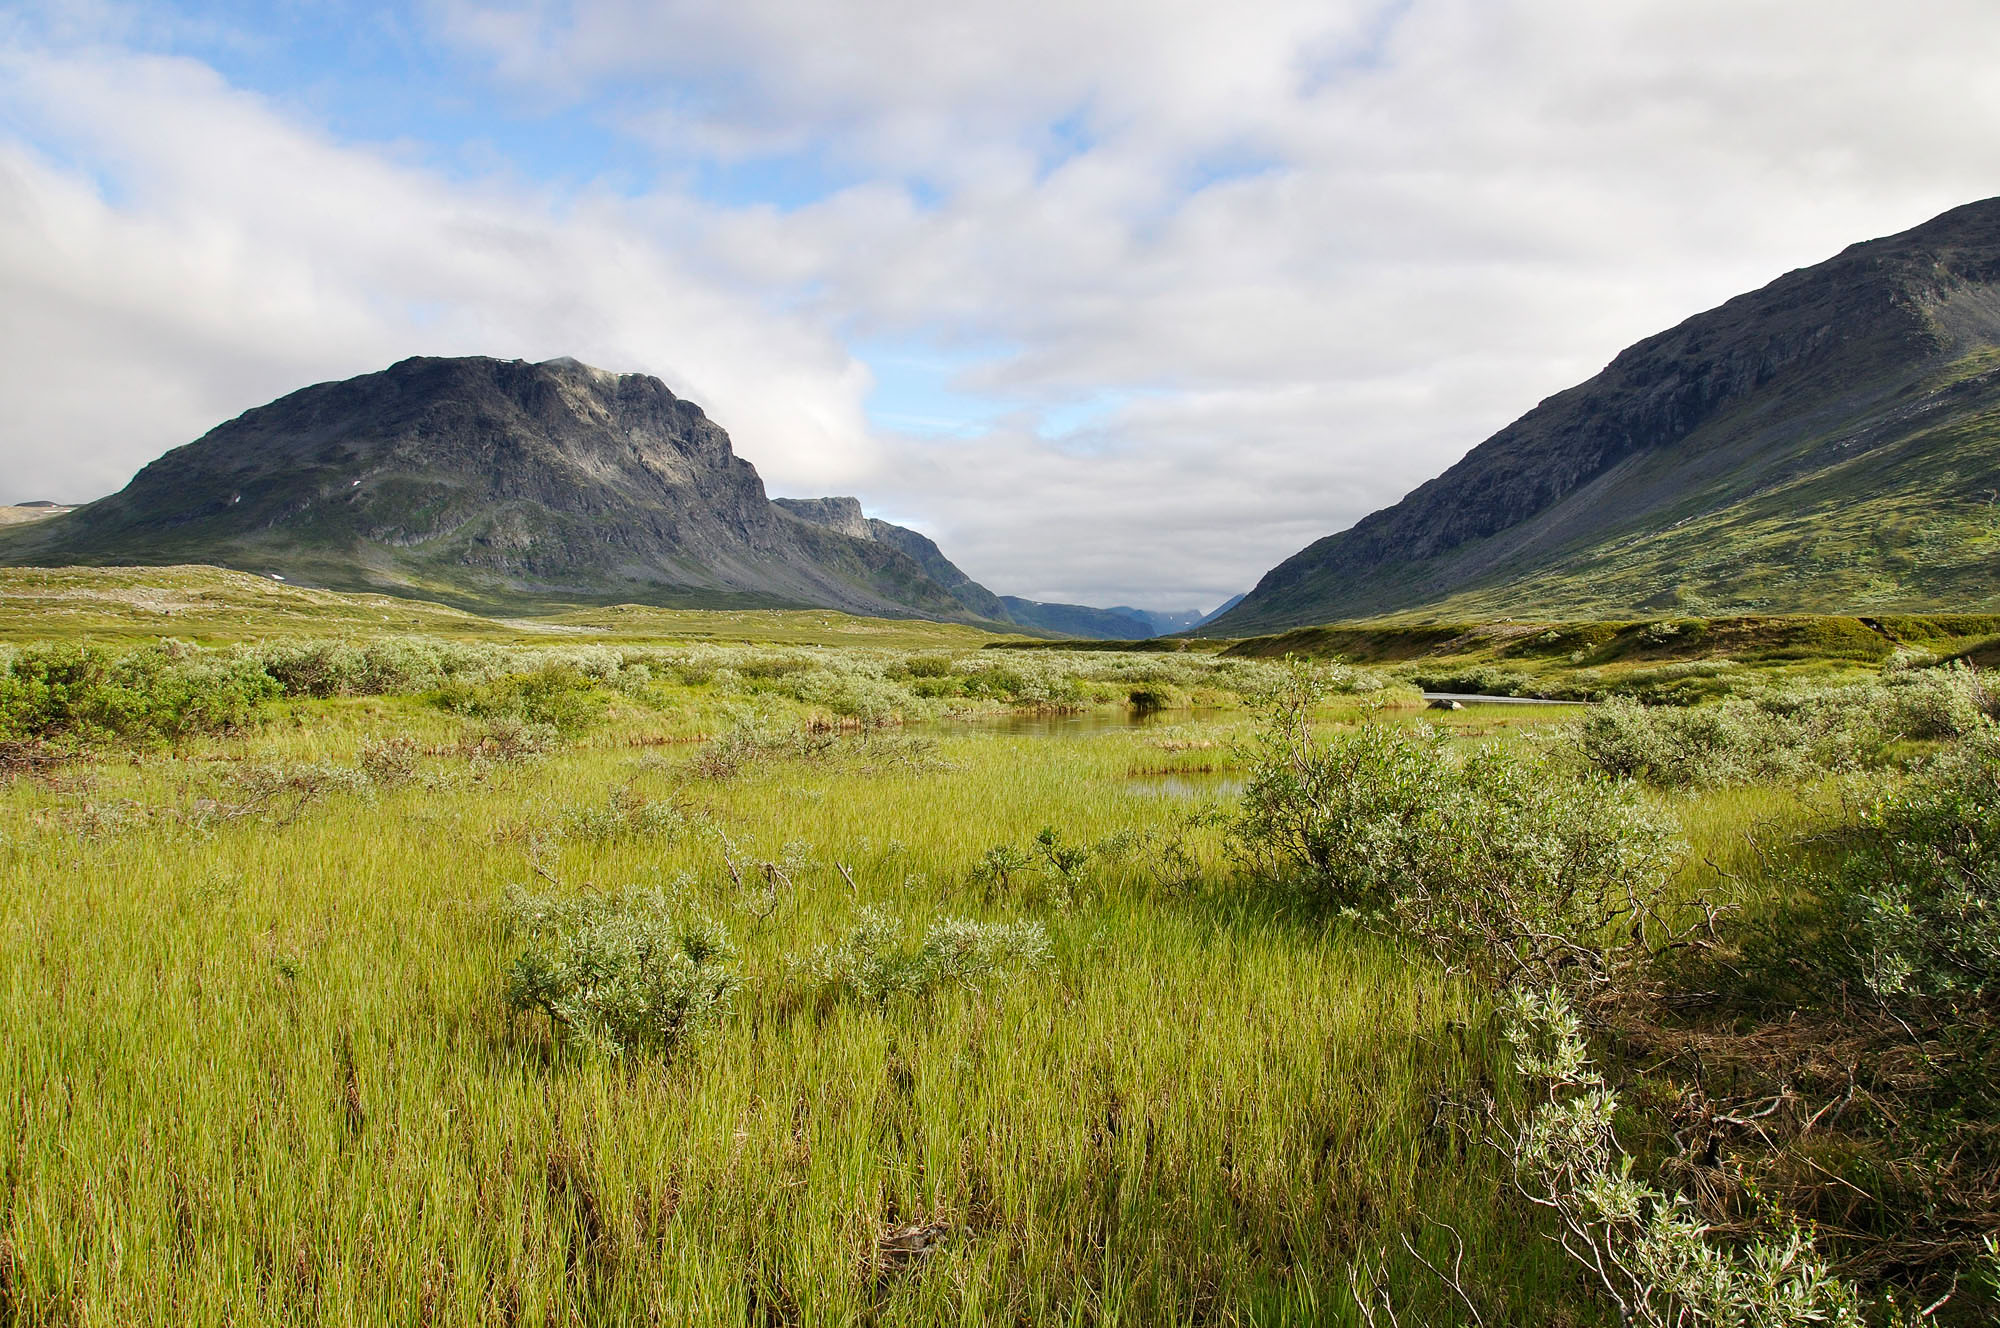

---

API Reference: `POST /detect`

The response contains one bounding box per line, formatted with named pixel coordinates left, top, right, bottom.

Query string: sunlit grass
left=0, top=680, right=1630, bottom=1326
left=6, top=630, right=1909, bottom=1326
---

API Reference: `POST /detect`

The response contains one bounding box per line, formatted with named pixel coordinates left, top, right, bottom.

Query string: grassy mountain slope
left=1210, top=199, right=2000, bottom=634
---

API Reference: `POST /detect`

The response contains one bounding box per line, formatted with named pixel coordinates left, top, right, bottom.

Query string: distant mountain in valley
left=998, top=597, right=1155, bottom=639
left=772, top=497, right=1157, bottom=638
left=1196, top=594, right=1246, bottom=627
left=1210, top=198, right=2000, bottom=634
left=0, top=503, right=74, bottom=527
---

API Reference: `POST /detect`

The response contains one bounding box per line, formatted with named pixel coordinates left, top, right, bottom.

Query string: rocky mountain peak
left=0, top=356, right=971, bottom=621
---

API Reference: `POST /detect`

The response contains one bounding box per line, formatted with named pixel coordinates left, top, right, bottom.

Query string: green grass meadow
left=0, top=690, right=1613, bottom=1325
left=3, top=571, right=1993, bottom=1324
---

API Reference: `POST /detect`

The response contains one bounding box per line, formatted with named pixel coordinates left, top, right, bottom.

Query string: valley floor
left=1, top=575, right=1996, bottom=1324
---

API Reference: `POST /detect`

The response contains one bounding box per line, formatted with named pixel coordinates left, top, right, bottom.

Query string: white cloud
left=5, top=2, right=2000, bottom=606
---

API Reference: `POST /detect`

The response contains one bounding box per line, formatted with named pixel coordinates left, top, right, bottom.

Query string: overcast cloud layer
left=4, top=2, right=2000, bottom=610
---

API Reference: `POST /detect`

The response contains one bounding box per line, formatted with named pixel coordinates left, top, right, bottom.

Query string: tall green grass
left=0, top=684, right=1593, bottom=1325
left=6, top=639, right=1958, bottom=1324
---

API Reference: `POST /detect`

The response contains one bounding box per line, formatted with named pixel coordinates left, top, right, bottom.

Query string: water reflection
left=1126, top=772, right=1245, bottom=800
left=925, top=708, right=1230, bottom=739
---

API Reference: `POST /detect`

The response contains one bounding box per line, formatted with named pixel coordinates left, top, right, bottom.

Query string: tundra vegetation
left=2, top=594, right=1999, bottom=1324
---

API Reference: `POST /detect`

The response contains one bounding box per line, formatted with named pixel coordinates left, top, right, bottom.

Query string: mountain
left=772, top=497, right=1011, bottom=621
left=1209, top=199, right=2000, bottom=635
left=0, top=503, right=74, bottom=527
left=1107, top=607, right=1203, bottom=635
left=1127, top=596, right=1250, bottom=634
left=772, top=496, right=1156, bottom=638
left=1197, top=594, right=1246, bottom=627
left=0, top=357, right=987, bottom=621
left=997, top=597, right=1154, bottom=639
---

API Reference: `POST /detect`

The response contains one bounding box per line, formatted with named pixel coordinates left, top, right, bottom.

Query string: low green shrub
left=806, top=907, right=1050, bottom=1007
left=503, top=887, right=740, bottom=1060
left=1410, top=664, right=1597, bottom=701
left=1127, top=683, right=1188, bottom=713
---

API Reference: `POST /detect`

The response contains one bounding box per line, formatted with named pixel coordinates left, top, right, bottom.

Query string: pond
left=925, top=707, right=1235, bottom=739
left=1420, top=692, right=1588, bottom=707
left=1125, top=772, right=1245, bottom=800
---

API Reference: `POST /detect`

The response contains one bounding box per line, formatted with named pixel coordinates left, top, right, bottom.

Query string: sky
left=3, top=2, right=1999, bottom=612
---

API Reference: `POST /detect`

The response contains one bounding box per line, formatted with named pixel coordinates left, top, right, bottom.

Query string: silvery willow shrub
left=254, top=637, right=656, bottom=700
left=552, top=785, right=687, bottom=842
left=254, top=636, right=509, bottom=696
left=503, top=886, right=740, bottom=1059
left=1878, top=660, right=1993, bottom=740
left=229, top=760, right=373, bottom=811
left=1498, top=989, right=1863, bottom=1327
left=0, top=641, right=279, bottom=745
left=462, top=717, right=560, bottom=763
left=1580, top=695, right=1775, bottom=788
left=806, top=907, right=1050, bottom=1007
left=256, top=639, right=371, bottom=697
left=357, top=735, right=421, bottom=785
left=1831, top=727, right=2000, bottom=1002
left=789, top=667, right=915, bottom=723
left=1582, top=670, right=1994, bottom=790
left=1239, top=662, right=1677, bottom=987
left=1579, top=690, right=1870, bottom=789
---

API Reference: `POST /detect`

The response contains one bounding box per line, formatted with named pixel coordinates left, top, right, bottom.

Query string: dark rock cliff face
left=0, top=357, right=975, bottom=619
left=1212, top=198, right=2000, bottom=633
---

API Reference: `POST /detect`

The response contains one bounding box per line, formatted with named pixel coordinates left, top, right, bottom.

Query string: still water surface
left=925, top=708, right=1233, bottom=739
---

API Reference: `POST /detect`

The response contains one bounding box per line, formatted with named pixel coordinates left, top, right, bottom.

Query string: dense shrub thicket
left=0, top=635, right=1354, bottom=746
left=0, top=641, right=278, bottom=745
left=1579, top=665, right=1994, bottom=788
left=428, top=662, right=616, bottom=734
left=1235, top=663, right=2000, bottom=1321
